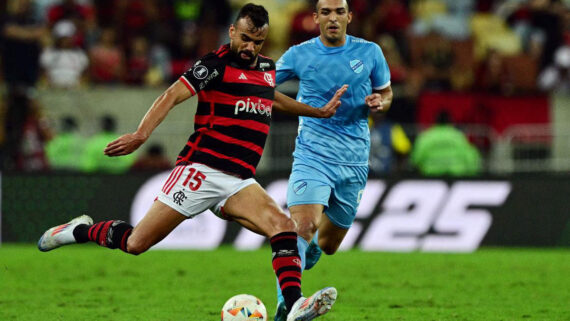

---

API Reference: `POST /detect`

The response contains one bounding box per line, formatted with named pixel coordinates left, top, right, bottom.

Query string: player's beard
left=229, top=44, right=257, bottom=67
left=236, top=50, right=256, bottom=66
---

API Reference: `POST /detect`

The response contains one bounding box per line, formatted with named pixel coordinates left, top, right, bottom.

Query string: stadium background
left=2, top=1, right=570, bottom=320
left=2, top=0, right=570, bottom=249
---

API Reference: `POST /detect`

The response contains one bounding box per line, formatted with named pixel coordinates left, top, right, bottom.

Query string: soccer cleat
left=274, top=300, right=288, bottom=321
left=286, top=287, right=337, bottom=321
left=37, top=215, right=93, bottom=252
left=304, top=240, right=322, bottom=270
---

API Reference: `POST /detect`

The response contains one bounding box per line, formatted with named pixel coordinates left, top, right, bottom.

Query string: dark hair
left=312, top=0, right=350, bottom=12
left=234, top=3, right=269, bottom=28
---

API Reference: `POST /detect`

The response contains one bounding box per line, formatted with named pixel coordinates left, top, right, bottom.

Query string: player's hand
left=104, top=132, right=146, bottom=156
left=319, top=84, right=348, bottom=118
left=365, top=93, right=384, bottom=113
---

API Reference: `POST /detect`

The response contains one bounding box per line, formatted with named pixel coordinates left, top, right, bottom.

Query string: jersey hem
left=374, top=81, right=391, bottom=90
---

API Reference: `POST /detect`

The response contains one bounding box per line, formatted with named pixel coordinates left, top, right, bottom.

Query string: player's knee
left=319, top=238, right=341, bottom=255
left=270, top=212, right=297, bottom=235
left=126, top=237, right=150, bottom=255
left=321, top=243, right=339, bottom=255
left=295, top=217, right=318, bottom=240
left=277, top=217, right=297, bottom=234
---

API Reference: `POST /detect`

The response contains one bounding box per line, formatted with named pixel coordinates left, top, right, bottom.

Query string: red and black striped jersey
left=177, top=44, right=276, bottom=179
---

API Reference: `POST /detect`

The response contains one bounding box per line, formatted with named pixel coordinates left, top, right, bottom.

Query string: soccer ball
left=221, top=294, right=268, bottom=320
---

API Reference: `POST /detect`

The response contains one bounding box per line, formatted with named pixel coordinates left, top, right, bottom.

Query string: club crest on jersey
left=293, top=181, right=307, bottom=195
left=264, top=72, right=274, bottom=87
left=234, top=98, right=272, bottom=117
left=350, top=59, right=364, bottom=74
left=193, top=65, right=209, bottom=79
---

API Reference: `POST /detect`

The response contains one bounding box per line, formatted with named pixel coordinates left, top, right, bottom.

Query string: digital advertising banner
left=2, top=172, right=570, bottom=251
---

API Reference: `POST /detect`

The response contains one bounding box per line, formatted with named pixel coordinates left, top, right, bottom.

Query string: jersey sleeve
left=275, top=47, right=297, bottom=85
left=371, top=43, right=391, bottom=90
left=180, top=54, right=223, bottom=95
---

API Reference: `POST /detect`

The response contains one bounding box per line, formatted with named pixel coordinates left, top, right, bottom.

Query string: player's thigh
left=322, top=164, right=368, bottom=244
left=287, top=161, right=333, bottom=215
left=223, top=183, right=294, bottom=237
left=128, top=200, right=187, bottom=253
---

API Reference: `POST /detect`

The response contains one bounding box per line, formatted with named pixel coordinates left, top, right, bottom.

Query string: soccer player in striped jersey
left=37, top=4, right=345, bottom=321
left=272, top=0, right=394, bottom=319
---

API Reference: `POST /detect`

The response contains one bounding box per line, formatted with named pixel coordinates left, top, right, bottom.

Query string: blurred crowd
left=1, top=0, right=570, bottom=174
left=1, top=0, right=569, bottom=91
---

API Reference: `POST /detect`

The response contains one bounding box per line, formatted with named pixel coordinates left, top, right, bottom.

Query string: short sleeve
left=275, top=47, right=297, bottom=85
left=371, top=43, right=391, bottom=90
left=180, top=54, right=224, bottom=95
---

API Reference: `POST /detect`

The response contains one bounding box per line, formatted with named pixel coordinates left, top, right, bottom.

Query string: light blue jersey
left=276, top=35, right=391, bottom=166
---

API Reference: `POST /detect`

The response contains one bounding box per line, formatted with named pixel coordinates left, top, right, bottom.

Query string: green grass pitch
left=1, top=244, right=569, bottom=320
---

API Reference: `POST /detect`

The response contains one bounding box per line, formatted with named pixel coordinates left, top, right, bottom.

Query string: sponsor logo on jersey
left=193, top=65, right=209, bottom=79
left=307, top=65, right=319, bottom=72
left=234, top=98, right=272, bottom=116
left=198, top=69, right=220, bottom=90
left=264, top=72, right=274, bottom=87
left=260, top=62, right=271, bottom=70
left=238, top=73, right=248, bottom=80
left=350, top=59, right=364, bottom=74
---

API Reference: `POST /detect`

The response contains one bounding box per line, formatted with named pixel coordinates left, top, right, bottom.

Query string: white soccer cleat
left=37, top=215, right=93, bottom=252
left=286, top=287, right=337, bottom=321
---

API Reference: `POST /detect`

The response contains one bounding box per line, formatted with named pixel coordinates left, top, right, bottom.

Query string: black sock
left=73, top=224, right=90, bottom=243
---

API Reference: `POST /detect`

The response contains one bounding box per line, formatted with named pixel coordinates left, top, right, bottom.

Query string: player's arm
left=366, top=85, right=393, bottom=113
left=104, top=80, right=192, bottom=156
left=273, top=85, right=348, bottom=118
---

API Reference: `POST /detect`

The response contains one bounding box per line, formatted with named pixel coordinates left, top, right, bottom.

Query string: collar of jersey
left=316, top=35, right=351, bottom=54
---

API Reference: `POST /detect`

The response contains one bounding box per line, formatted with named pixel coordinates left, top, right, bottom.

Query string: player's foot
left=38, top=215, right=93, bottom=252
left=304, top=239, right=322, bottom=270
left=286, top=287, right=337, bottom=321
left=274, top=301, right=288, bottom=321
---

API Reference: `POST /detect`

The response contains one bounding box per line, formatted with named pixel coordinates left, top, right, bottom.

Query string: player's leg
left=273, top=162, right=334, bottom=320
left=315, top=164, right=368, bottom=254
left=314, top=214, right=348, bottom=255
left=38, top=165, right=199, bottom=254
left=223, top=183, right=337, bottom=320
left=38, top=200, right=186, bottom=254
left=222, top=183, right=302, bottom=312
left=288, top=204, right=324, bottom=270
left=124, top=201, right=187, bottom=254
left=273, top=204, right=322, bottom=320
left=286, top=162, right=333, bottom=270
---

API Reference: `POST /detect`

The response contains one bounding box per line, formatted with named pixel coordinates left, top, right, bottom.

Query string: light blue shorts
left=286, top=158, right=368, bottom=229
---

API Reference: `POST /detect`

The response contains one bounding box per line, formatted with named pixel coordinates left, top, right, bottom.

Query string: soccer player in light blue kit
left=273, top=0, right=393, bottom=319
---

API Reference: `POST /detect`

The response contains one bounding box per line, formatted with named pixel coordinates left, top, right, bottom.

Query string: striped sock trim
left=271, top=232, right=302, bottom=311
left=87, top=220, right=133, bottom=252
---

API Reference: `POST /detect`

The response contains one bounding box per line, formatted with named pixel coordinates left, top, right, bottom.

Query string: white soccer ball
left=221, top=294, right=268, bottom=320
